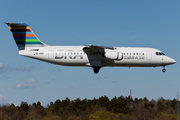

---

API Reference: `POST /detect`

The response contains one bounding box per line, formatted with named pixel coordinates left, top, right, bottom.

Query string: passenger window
left=133, top=53, right=135, bottom=55
left=129, top=53, right=131, bottom=55
left=136, top=53, right=138, bottom=55
left=127, top=53, right=128, bottom=55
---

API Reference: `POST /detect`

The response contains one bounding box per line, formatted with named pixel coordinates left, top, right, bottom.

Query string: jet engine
left=104, top=52, right=123, bottom=60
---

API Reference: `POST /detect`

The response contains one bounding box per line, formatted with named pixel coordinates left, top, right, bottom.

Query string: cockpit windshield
left=156, top=52, right=165, bottom=56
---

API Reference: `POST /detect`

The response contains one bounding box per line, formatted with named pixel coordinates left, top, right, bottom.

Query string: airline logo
left=6, top=23, right=44, bottom=49
left=8, top=26, right=43, bottom=45
left=55, top=54, right=83, bottom=59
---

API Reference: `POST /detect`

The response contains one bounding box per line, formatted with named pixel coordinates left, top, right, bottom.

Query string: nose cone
left=171, top=58, right=176, bottom=64
left=164, top=56, right=176, bottom=65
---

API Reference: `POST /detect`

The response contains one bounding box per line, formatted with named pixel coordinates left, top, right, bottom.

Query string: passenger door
left=146, top=51, right=152, bottom=60
left=48, top=50, right=54, bottom=59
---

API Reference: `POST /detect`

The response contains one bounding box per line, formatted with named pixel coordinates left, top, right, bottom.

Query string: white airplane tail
left=6, top=23, right=47, bottom=50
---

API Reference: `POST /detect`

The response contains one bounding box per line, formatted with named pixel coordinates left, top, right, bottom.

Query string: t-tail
left=6, top=23, right=47, bottom=50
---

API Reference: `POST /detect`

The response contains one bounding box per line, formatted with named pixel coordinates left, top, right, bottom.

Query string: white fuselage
left=6, top=22, right=176, bottom=74
left=19, top=46, right=176, bottom=68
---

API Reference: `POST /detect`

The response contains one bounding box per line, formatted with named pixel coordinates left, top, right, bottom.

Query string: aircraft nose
left=164, top=56, right=176, bottom=65
left=171, top=58, right=176, bottom=64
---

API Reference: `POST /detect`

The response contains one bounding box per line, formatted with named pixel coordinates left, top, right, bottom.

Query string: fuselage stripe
left=11, top=32, right=33, bottom=34
left=13, top=34, right=35, bottom=37
left=14, top=37, right=37, bottom=39
left=25, top=42, right=43, bottom=44
left=15, top=42, right=43, bottom=45
left=15, top=39, right=40, bottom=42
left=10, top=29, right=31, bottom=32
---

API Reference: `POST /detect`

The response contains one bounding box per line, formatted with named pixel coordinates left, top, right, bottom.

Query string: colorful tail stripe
left=6, top=23, right=45, bottom=50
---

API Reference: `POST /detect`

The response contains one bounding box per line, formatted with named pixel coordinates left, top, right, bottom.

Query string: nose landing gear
left=162, top=66, right=166, bottom=72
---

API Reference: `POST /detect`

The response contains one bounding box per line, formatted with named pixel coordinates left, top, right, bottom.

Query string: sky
left=0, top=0, right=179, bottom=106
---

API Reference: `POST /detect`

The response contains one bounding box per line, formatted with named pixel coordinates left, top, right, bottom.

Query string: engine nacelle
left=104, top=52, right=123, bottom=60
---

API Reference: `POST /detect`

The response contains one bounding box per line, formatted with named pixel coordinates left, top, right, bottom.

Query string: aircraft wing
left=83, top=45, right=115, bottom=52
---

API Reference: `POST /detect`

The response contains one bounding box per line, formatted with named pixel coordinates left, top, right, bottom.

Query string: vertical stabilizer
left=6, top=23, right=47, bottom=50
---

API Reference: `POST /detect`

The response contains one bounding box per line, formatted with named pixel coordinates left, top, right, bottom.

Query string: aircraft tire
left=162, top=69, right=166, bottom=72
left=93, top=67, right=101, bottom=74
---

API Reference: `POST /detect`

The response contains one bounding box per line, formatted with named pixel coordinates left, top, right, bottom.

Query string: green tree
left=89, top=111, right=118, bottom=120
left=68, top=116, right=81, bottom=120
left=171, top=99, right=177, bottom=110
left=0, top=111, right=10, bottom=120
left=43, top=115, right=62, bottom=120
left=157, top=101, right=165, bottom=112
left=25, top=111, right=40, bottom=120
left=144, top=97, right=150, bottom=108
left=20, top=101, right=29, bottom=115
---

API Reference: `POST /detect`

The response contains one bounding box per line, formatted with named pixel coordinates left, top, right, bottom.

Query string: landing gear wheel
left=93, top=67, right=101, bottom=74
left=162, top=66, right=166, bottom=72
left=162, top=69, right=166, bottom=72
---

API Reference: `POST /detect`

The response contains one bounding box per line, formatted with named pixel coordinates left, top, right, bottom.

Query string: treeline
left=0, top=96, right=178, bottom=120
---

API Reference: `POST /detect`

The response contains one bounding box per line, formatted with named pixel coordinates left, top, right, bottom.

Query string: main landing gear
left=93, top=67, right=101, bottom=74
left=162, top=66, right=166, bottom=72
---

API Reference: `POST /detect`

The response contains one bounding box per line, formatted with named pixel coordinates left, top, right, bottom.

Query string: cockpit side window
left=156, top=52, right=165, bottom=56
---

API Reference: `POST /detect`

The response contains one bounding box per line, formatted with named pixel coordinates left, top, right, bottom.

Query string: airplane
left=6, top=22, right=176, bottom=74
